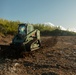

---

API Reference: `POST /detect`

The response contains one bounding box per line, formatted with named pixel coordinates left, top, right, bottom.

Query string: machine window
left=19, top=25, right=26, bottom=35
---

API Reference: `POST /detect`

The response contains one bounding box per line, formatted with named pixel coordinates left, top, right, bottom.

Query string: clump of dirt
left=0, top=36, right=76, bottom=75
left=0, top=35, right=13, bottom=45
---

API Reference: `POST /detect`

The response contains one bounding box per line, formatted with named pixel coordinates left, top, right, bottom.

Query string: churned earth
left=0, top=35, right=76, bottom=75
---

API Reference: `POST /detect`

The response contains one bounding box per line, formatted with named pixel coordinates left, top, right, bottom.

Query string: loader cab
left=18, top=23, right=34, bottom=36
left=12, top=23, right=34, bottom=44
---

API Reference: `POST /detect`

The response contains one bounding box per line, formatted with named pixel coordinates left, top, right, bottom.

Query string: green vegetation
left=0, top=18, right=20, bottom=35
left=33, top=24, right=76, bottom=36
left=0, top=18, right=76, bottom=36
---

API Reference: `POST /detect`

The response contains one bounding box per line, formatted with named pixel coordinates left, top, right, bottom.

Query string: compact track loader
left=10, top=23, right=41, bottom=52
left=0, top=23, right=41, bottom=58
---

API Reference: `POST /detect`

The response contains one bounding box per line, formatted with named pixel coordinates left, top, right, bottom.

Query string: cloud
left=44, top=22, right=66, bottom=30
left=43, top=22, right=76, bottom=33
left=44, top=22, right=55, bottom=26
left=68, top=28, right=76, bottom=32
left=59, top=26, right=66, bottom=30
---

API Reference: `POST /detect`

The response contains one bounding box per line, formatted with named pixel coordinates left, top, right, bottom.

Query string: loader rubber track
left=25, top=38, right=41, bottom=51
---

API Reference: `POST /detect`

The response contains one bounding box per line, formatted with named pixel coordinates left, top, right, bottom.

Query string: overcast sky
left=0, top=0, right=76, bottom=30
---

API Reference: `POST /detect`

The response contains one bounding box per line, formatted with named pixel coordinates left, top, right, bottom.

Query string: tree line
left=0, top=18, right=76, bottom=36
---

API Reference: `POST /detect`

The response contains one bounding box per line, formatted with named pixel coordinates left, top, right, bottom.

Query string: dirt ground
left=0, top=35, right=76, bottom=75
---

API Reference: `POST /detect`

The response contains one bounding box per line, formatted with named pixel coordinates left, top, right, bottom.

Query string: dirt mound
left=0, top=35, right=13, bottom=45
left=0, top=36, right=76, bottom=75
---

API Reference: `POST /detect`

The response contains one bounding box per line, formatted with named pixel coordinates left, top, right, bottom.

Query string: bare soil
left=0, top=35, right=76, bottom=75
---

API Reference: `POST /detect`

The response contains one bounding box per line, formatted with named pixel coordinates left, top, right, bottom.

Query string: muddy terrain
left=0, top=35, right=76, bottom=75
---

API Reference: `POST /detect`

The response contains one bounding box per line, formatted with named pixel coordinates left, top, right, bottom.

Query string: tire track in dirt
left=41, top=36, right=58, bottom=48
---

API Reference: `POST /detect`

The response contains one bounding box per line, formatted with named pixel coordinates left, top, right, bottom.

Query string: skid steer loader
left=10, top=23, right=41, bottom=52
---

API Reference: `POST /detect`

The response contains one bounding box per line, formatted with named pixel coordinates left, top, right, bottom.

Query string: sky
left=0, top=0, right=76, bottom=30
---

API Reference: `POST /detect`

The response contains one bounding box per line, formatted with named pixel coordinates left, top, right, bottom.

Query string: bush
left=0, top=24, right=6, bottom=34
left=0, top=18, right=20, bottom=35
